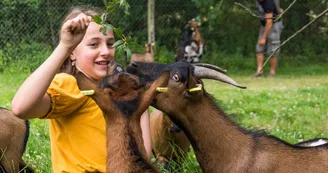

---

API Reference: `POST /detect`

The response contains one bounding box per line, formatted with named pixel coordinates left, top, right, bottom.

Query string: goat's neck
left=172, top=95, right=253, bottom=172
left=104, top=113, right=156, bottom=173
left=193, top=28, right=203, bottom=45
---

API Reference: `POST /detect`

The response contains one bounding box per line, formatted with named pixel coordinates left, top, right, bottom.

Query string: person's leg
left=254, top=25, right=265, bottom=77
left=256, top=52, right=264, bottom=74
left=267, top=21, right=283, bottom=77
left=269, top=56, right=277, bottom=76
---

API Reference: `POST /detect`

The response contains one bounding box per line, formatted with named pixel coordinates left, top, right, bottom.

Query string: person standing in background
left=253, top=0, right=283, bottom=77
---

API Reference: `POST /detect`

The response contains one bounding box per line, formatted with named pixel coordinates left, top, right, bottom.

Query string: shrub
left=0, top=41, right=52, bottom=73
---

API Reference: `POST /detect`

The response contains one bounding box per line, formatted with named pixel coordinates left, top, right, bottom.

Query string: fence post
left=147, top=0, right=155, bottom=44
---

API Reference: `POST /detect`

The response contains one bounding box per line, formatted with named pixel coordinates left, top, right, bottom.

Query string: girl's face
left=71, top=22, right=115, bottom=80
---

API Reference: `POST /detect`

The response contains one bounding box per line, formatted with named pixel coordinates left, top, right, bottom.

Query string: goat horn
left=193, top=66, right=246, bottom=89
left=193, top=63, right=227, bottom=73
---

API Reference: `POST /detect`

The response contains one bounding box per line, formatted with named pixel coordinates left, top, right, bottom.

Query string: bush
left=154, top=45, right=175, bottom=64
left=0, top=41, right=52, bottom=73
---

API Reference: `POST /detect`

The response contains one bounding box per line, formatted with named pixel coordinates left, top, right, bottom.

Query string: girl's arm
left=140, top=109, right=152, bottom=160
left=11, top=14, right=91, bottom=119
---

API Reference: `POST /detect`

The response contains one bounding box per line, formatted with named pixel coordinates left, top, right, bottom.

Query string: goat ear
left=185, top=72, right=203, bottom=99
left=137, top=71, right=170, bottom=114
left=145, top=71, right=170, bottom=91
left=187, top=72, right=200, bottom=90
left=76, top=72, right=99, bottom=93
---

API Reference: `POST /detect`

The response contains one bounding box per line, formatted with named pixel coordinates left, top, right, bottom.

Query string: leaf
left=101, top=14, right=107, bottom=24
left=128, top=42, right=143, bottom=49
left=115, top=45, right=124, bottom=57
left=113, top=28, right=124, bottom=38
left=92, top=16, right=102, bottom=24
left=105, top=24, right=114, bottom=31
left=119, top=0, right=125, bottom=6
left=124, top=47, right=132, bottom=59
left=100, top=26, right=107, bottom=36
left=106, top=5, right=117, bottom=13
left=114, top=49, right=120, bottom=59
left=105, top=1, right=115, bottom=8
left=125, top=36, right=131, bottom=42
left=103, top=0, right=108, bottom=6
left=105, top=2, right=116, bottom=13
left=112, top=40, right=123, bottom=48
left=124, top=4, right=130, bottom=15
left=124, top=3, right=130, bottom=15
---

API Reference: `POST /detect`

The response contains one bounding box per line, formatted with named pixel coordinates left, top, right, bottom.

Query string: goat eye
left=172, top=74, right=180, bottom=82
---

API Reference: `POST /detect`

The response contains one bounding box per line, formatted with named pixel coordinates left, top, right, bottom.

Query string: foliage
left=0, top=0, right=327, bottom=67
left=0, top=41, right=52, bottom=73
left=92, top=0, right=144, bottom=65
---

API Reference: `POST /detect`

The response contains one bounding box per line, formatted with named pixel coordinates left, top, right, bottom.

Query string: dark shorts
left=256, top=21, right=283, bottom=57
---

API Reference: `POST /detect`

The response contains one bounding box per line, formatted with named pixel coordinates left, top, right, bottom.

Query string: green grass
left=1, top=63, right=328, bottom=172
left=0, top=72, right=51, bottom=172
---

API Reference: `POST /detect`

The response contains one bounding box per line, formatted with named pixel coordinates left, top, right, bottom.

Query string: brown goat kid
left=150, top=109, right=190, bottom=167
left=126, top=61, right=328, bottom=173
left=130, top=43, right=155, bottom=63
left=0, top=108, right=34, bottom=173
left=76, top=61, right=169, bottom=173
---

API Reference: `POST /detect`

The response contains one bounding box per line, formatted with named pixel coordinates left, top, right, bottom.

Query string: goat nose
left=131, top=62, right=139, bottom=68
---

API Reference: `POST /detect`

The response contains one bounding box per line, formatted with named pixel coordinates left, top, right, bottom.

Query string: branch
left=216, top=0, right=224, bottom=11
left=234, top=0, right=296, bottom=21
left=260, top=8, right=328, bottom=71
left=274, top=0, right=297, bottom=22
left=234, top=2, right=262, bottom=19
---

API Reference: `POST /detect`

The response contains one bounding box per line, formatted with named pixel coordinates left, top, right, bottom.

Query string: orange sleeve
left=44, top=73, right=88, bottom=119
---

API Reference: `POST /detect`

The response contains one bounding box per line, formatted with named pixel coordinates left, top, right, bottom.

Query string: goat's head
left=126, top=60, right=245, bottom=118
left=76, top=60, right=169, bottom=121
left=188, top=18, right=200, bottom=29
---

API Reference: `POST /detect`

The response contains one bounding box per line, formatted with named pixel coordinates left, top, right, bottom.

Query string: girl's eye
left=89, top=43, right=98, bottom=47
left=107, top=42, right=115, bottom=48
left=172, top=74, right=180, bottom=82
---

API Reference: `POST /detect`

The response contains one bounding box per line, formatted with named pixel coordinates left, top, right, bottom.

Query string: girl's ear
left=69, top=50, right=77, bottom=61
left=70, top=51, right=77, bottom=61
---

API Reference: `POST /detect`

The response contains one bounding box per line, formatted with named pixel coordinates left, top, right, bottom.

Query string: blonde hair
left=58, top=5, right=109, bottom=76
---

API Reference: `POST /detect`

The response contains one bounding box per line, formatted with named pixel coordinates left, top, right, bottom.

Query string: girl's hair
left=58, top=5, right=108, bottom=76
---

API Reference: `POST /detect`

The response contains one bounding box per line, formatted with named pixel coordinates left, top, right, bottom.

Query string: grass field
left=1, top=64, right=328, bottom=172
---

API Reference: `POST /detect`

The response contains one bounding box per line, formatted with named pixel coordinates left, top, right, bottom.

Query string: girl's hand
left=60, top=13, right=92, bottom=50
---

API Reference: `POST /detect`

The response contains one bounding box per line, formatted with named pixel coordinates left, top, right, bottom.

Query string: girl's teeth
left=97, top=62, right=107, bottom=65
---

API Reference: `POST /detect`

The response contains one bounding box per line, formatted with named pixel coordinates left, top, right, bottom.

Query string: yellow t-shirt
left=45, top=73, right=106, bottom=173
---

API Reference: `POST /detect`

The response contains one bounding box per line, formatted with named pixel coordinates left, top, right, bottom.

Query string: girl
left=11, top=5, right=152, bottom=173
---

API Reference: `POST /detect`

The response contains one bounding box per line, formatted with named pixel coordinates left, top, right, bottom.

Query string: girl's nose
left=100, top=43, right=113, bottom=58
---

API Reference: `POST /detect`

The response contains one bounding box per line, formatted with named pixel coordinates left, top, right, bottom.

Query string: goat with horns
left=126, top=60, right=328, bottom=173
